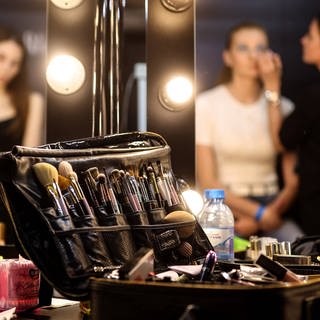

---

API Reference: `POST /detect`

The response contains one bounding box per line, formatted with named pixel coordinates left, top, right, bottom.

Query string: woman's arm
left=258, top=50, right=285, bottom=152
left=22, top=92, right=45, bottom=147
left=259, top=151, right=299, bottom=231
left=267, top=100, right=285, bottom=152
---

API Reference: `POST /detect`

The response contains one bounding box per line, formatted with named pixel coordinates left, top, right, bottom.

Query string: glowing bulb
left=50, top=0, right=83, bottom=10
left=165, top=76, right=193, bottom=104
left=182, top=189, right=204, bottom=217
left=46, top=55, right=85, bottom=95
left=160, top=0, right=192, bottom=12
left=159, top=76, right=193, bottom=111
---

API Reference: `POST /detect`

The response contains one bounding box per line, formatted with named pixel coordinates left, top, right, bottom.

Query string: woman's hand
left=235, top=216, right=259, bottom=238
left=257, top=50, right=282, bottom=92
left=258, top=205, right=283, bottom=232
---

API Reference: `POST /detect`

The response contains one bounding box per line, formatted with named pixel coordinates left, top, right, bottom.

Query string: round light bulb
left=160, top=0, right=192, bottom=12
left=46, top=55, right=85, bottom=95
left=159, top=76, right=193, bottom=111
left=165, top=76, right=193, bottom=104
left=50, top=0, right=83, bottom=10
left=182, top=189, right=204, bottom=217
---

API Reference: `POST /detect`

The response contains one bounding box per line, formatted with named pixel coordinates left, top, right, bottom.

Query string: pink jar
left=0, top=258, right=40, bottom=312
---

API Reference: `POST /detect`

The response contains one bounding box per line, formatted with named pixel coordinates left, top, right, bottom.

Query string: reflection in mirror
left=194, top=1, right=320, bottom=241
left=0, top=0, right=47, bottom=150
left=196, top=1, right=320, bottom=101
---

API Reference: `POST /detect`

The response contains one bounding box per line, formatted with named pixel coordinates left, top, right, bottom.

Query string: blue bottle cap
left=204, top=189, right=225, bottom=199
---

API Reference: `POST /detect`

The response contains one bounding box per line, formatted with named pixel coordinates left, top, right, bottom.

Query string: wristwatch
left=264, top=90, right=280, bottom=104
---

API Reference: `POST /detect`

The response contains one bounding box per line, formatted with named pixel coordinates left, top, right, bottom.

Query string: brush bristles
left=69, top=171, right=78, bottom=182
left=111, top=169, right=120, bottom=178
left=97, top=173, right=106, bottom=184
left=58, top=175, right=71, bottom=191
left=58, top=161, right=74, bottom=179
left=87, top=167, right=99, bottom=179
left=33, top=162, right=59, bottom=188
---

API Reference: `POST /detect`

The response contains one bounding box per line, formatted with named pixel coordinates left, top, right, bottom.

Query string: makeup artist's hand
left=257, top=49, right=282, bottom=92
left=235, top=216, right=259, bottom=238
left=258, top=205, right=283, bottom=232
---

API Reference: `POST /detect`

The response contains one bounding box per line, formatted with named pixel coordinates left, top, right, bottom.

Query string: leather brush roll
left=126, top=210, right=152, bottom=250
left=71, top=215, right=114, bottom=269
left=94, top=207, right=136, bottom=265
left=43, top=208, right=90, bottom=278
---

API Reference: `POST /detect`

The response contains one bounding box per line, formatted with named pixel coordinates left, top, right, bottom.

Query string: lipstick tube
left=199, top=250, right=217, bottom=282
left=255, top=254, right=303, bottom=283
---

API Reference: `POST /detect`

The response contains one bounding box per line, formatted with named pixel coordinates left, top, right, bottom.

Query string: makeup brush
left=59, top=161, right=93, bottom=215
left=118, top=170, right=140, bottom=212
left=58, top=175, right=86, bottom=217
left=97, top=172, right=120, bottom=214
left=146, top=165, right=162, bottom=207
left=111, top=169, right=133, bottom=211
left=32, top=162, right=68, bottom=216
left=58, top=161, right=84, bottom=199
left=81, top=169, right=100, bottom=208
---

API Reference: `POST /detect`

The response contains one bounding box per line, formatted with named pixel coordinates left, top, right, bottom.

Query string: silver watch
left=264, top=90, right=280, bottom=104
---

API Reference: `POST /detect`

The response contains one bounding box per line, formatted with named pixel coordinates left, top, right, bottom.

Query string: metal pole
left=92, top=0, right=124, bottom=136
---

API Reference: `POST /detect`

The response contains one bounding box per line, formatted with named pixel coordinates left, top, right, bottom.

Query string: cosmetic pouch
left=291, top=235, right=320, bottom=263
left=0, top=131, right=212, bottom=301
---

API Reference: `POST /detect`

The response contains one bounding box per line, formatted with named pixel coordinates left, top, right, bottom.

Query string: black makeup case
left=0, top=131, right=212, bottom=301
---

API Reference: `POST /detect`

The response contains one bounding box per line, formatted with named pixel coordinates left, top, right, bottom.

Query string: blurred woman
left=196, top=22, right=304, bottom=242
left=280, top=13, right=320, bottom=236
left=0, top=25, right=44, bottom=152
left=0, top=25, right=45, bottom=244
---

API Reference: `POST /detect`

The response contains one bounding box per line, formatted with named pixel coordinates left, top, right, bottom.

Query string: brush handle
left=47, top=187, right=64, bottom=216
left=53, top=181, right=70, bottom=216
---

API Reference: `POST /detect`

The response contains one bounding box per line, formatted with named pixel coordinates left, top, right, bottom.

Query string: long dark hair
left=215, top=21, right=268, bottom=85
left=0, top=26, right=29, bottom=138
left=315, top=12, right=320, bottom=31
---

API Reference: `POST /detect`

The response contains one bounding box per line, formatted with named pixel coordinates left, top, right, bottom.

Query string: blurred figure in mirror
left=196, top=21, right=304, bottom=242
left=0, top=25, right=45, bottom=153
left=0, top=25, right=45, bottom=245
left=280, top=13, right=320, bottom=236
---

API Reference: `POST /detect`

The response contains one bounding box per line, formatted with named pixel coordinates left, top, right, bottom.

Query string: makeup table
left=15, top=300, right=83, bottom=320
left=89, top=276, right=320, bottom=320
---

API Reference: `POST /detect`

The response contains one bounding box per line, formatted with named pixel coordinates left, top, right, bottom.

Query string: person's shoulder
left=280, top=95, right=293, bottom=106
left=196, top=84, right=226, bottom=105
left=279, top=95, right=294, bottom=116
left=197, top=84, right=225, bottom=98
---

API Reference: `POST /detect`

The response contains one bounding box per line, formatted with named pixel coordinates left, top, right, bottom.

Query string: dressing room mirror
left=2, top=1, right=319, bottom=183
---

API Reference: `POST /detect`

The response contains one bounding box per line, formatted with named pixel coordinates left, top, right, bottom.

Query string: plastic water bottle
left=199, top=189, right=234, bottom=261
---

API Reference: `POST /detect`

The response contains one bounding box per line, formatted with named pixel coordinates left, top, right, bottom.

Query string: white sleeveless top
left=196, top=84, right=294, bottom=196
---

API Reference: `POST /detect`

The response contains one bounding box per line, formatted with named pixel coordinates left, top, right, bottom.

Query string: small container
left=0, top=222, right=5, bottom=245
left=0, top=257, right=40, bottom=312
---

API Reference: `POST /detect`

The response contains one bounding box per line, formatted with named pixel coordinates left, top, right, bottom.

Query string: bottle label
left=204, top=227, right=234, bottom=260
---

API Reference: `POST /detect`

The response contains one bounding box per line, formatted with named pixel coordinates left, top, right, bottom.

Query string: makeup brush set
left=0, top=131, right=212, bottom=301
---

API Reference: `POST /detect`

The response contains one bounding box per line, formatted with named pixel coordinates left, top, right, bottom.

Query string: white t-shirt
left=196, top=84, right=294, bottom=195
